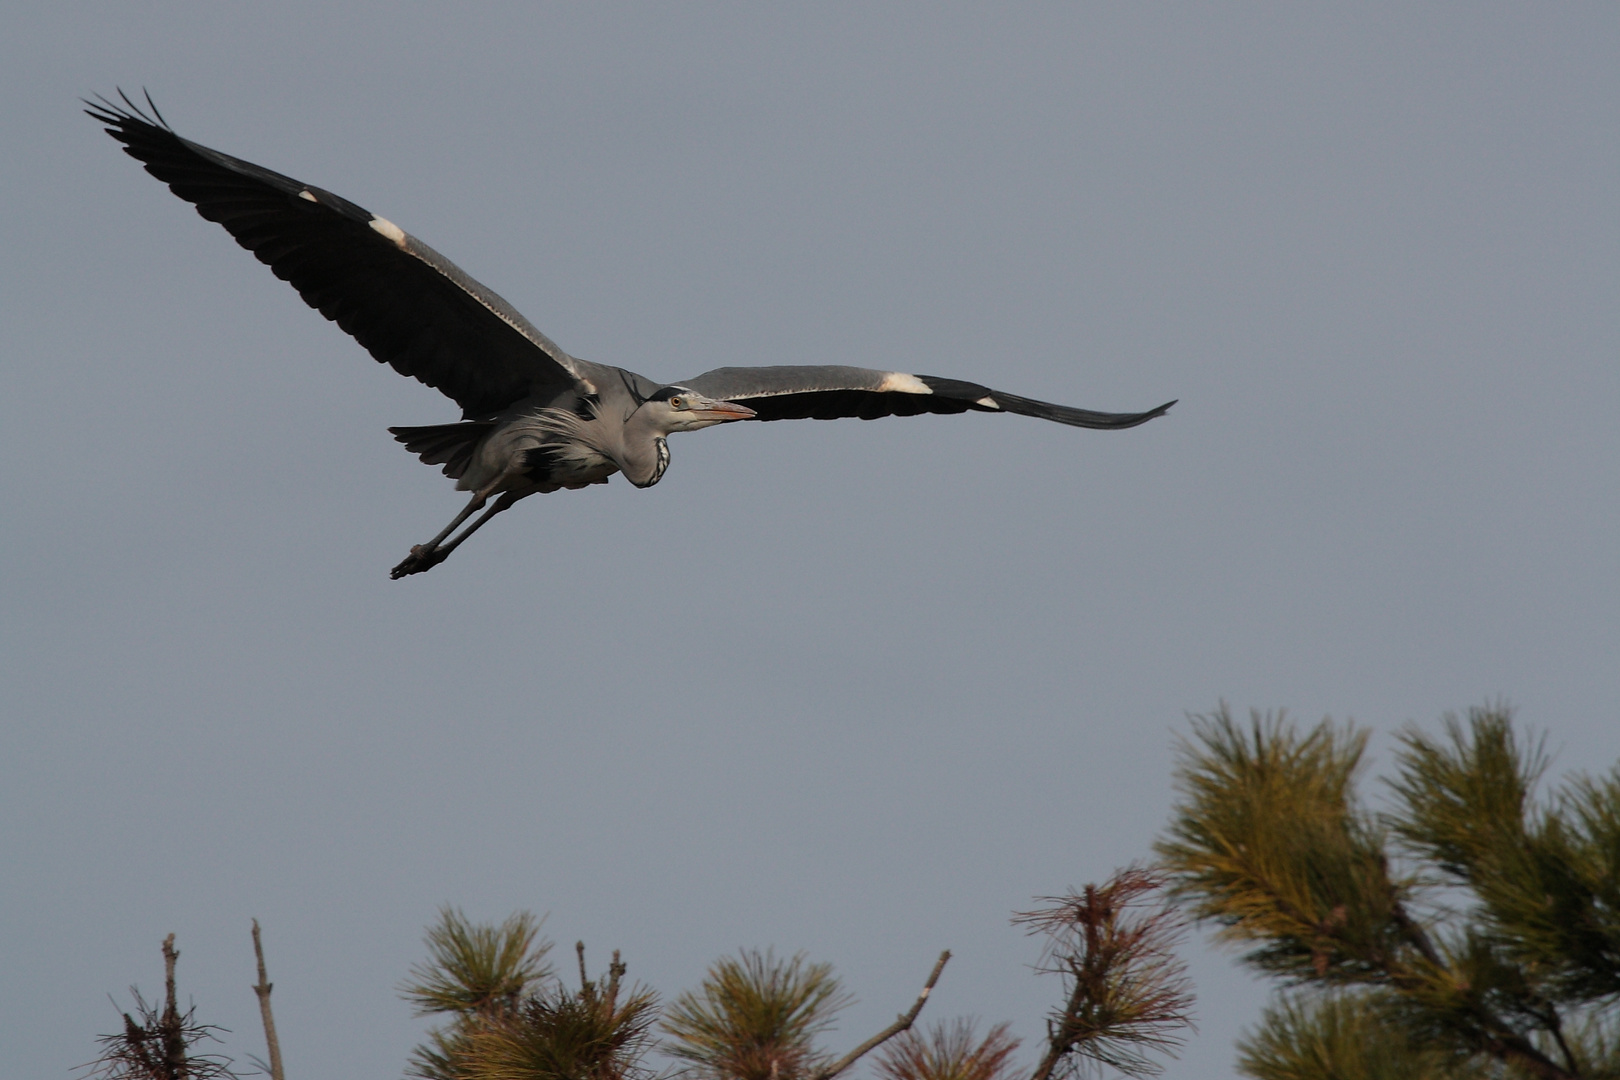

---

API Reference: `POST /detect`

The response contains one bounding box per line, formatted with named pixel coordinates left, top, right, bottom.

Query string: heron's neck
left=618, top=434, right=669, bottom=488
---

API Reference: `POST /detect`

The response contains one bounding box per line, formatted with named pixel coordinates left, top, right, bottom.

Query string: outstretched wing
left=679, top=365, right=1175, bottom=428
left=87, top=91, right=594, bottom=420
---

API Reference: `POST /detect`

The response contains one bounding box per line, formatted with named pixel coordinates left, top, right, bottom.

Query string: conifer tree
left=1158, top=704, right=1620, bottom=1080
left=400, top=909, right=657, bottom=1080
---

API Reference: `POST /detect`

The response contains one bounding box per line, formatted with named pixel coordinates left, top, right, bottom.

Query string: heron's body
left=88, top=92, right=1175, bottom=577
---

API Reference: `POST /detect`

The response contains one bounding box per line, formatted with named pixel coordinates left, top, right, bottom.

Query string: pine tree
left=662, top=949, right=854, bottom=1080
left=400, top=908, right=657, bottom=1080
left=1157, top=704, right=1620, bottom=1080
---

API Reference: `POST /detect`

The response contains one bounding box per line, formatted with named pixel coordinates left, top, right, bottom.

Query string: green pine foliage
left=1390, top=712, right=1620, bottom=1006
left=1235, top=991, right=1485, bottom=1080
left=1158, top=704, right=1620, bottom=1080
left=455, top=954, right=659, bottom=1080
left=401, top=907, right=553, bottom=1018
left=391, top=877, right=1190, bottom=1080
left=1155, top=707, right=1413, bottom=985
left=401, top=908, right=654, bottom=1080
left=661, top=949, right=854, bottom=1080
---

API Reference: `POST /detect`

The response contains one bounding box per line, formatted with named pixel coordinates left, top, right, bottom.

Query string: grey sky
left=3, top=5, right=1617, bottom=1077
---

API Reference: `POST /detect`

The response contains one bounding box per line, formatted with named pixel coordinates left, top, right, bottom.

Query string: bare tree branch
left=84, top=935, right=237, bottom=1080
left=160, top=935, right=188, bottom=1079
left=251, top=920, right=286, bottom=1080
left=812, top=951, right=951, bottom=1080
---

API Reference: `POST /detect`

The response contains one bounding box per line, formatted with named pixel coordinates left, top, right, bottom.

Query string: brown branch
left=251, top=920, right=286, bottom=1080
left=1543, top=1009, right=1579, bottom=1077
left=1473, top=1029, right=1578, bottom=1080
left=605, top=949, right=625, bottom=1006
left=813, top=951, right=951, bottom=1080
left=161, top=934, right=187, bottom=1079
left=1373, top=911, right=1574, bottom=1080
left=1471, top=997, right=1575, bottom=1079
left=1015, top=871, right=1193, bottom=1080
left=1029, top=969, right=1087, bottom=1080
left=1386, top=897, right=1444, bottom=971
left=1212, top=867, right=1573, bottom=1078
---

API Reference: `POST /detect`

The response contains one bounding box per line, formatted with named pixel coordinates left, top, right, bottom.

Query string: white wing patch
left=878, top=371, right=933, bottom=394
left=298, top=189, right=318, bottom=202
left=976, top=395, right=1002, bottom=409
left=368, top=215, right=409, bottom=249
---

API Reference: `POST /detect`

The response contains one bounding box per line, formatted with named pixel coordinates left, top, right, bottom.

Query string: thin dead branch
left=812, top=951, right=952, bottom=1080
left=251, top=920, right=286, bottom=1080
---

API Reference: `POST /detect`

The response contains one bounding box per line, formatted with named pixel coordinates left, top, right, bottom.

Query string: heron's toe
left=390, top=545, right=448, bottom=579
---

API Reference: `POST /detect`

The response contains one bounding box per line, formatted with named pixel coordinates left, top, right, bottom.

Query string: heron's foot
left=390, top=544, right=449, bottom=579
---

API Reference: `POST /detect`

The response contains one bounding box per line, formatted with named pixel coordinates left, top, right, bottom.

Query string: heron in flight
left=88, top=92, right=1175, bottom=578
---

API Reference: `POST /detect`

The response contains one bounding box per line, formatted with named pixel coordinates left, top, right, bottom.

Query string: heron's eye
left=669, top=396, right=686, bottom=409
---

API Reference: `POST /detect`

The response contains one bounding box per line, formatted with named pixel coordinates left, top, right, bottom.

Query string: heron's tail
left=389, top=422, right=495, bottom=480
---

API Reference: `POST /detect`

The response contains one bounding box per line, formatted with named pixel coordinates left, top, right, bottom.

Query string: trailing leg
left=431, top=493, right=518, bottom=561
left=390, top=476, right=513, bottom=579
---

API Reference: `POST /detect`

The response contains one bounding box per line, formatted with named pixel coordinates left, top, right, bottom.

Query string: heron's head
left=644, top=387, right=757, bottom=433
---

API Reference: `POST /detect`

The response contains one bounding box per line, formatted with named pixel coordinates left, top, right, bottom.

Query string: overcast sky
left=3, top=5, right=1617, bottom=1078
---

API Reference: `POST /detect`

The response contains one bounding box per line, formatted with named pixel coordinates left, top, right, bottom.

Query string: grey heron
left=88, top=92, right=1175, bottom=578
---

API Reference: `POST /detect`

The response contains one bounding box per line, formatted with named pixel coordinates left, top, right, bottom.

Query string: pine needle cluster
left=1158, top=704, right=1620, bottom=1080
left=1156, top=707, right=1408, bottom=984
left=873, top=1019, right=1021, bottom=1080
left=403, top=908, right=554, bottom=1018
left=1235, top=991, right=1477, bottom=1080
left=661, top=950, right=854, bottom=1080
left=454, top=954, right=659, bottom=1080
left=402, top=909, right=657, bottom=1080
left=1014, top=868, right=1195, bottom=1080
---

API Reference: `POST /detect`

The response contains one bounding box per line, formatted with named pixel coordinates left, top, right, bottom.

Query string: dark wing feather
left=680, top=365, right=1175, bottom=429
left=87, top=92, right=590, bottom=419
